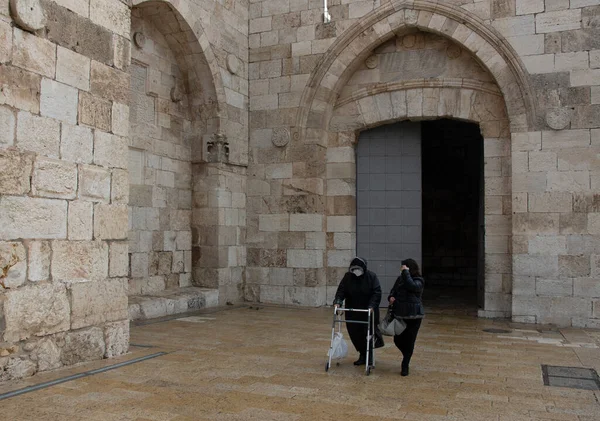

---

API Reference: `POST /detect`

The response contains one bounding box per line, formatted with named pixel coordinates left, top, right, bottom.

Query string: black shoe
left=374, top=335, right=385, bottom=349
left=401, top=366, right=409, bottom=376
left=354, top=355, right=366, bottom=366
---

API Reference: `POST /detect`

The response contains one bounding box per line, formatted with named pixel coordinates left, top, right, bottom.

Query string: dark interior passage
left=421, top=119, right=483, bottom=306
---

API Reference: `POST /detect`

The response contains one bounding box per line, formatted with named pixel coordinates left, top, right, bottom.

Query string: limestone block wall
left=0, top=0, right=131, bottom=381
left=247, top=0, right=600, bottom=327
left=0, top=0, right=249, bottom=382
left=127, top=7, right=194, bottom=298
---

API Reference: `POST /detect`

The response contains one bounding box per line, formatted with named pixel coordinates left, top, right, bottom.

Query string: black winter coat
left=333, top=270, right=381, bottom=321
left=388, top=269, right=425, bottom=319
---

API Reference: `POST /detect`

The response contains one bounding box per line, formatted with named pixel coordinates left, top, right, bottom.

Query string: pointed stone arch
left=295, top=0, right=536, bottom=139
left=132, top=0, right=228, bottom=135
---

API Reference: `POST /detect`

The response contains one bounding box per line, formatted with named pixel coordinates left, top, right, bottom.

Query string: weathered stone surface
left=111, top=102, right=129, bottom=137
left=0, top=149, right=33, bottom=195
left=112, top=34, right=130, bottom=72
left=0, top=105, right=14, bottom=147
left=0, top=20, right=10, bottom=64
left=51, top=240, right=108, bottom=281
left=90, top=61, right=130, bottom=105
left=79, top=165, right=111, bottom=202
left=93, top=204, right=128, bottom=240
left=0, top=357, right=37, bottom=381
left=45, top=1, right=112, bottom=65
left=78, top=91, right=112, bottom=131
left=51, top=0, right=89, bottom=17
left=104, top=320, right=129, bottom=358
left=536, top=10, right=582, bottom=33
left=68, top=200, right=93, bottom=240
left=111, top=169, right=129, bottom=204
left=3, top=283, right=70, bottom=342
left=32, top=157, right=78, bottom=199
left=0, top=241, right=26, bottom=288
left=94, top=131, right=128, bottom=169
left=69, top=278, right=128, bottom=329
left=28, top=240, right=51, bottom=281
left=0, top=65, right=41, bottom=114
left=16, top=111, right=60, bottom=158
left=29, top=337, right=62, bottom=371
left=61, top=327, right=105, bottom=365
left=12, top=29, right=55, bottom=78
left=0, top=196, right=67, bottom=240
left=61, top=123, right=93, bottom=164
left=89, top=0, right=130, bottom=39
left=56, top=46, right=90, bottom=91
left=109, top=242, right=128, bottom=277
left=40, top=78, right=78, bottom=124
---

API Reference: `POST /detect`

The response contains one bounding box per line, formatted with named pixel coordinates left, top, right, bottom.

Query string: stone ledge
left=128, top=287, right=219, bottom=321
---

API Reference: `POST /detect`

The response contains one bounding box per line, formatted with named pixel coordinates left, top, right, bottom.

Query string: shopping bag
left=379, top=307, right=407, bottom=336
left=328, top=332, right=348, bottom=360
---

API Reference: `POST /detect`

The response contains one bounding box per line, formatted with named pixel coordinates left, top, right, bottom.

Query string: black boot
left=354, top=354, right=366, bottom=366
left=401, top=359, right=409, bottom=376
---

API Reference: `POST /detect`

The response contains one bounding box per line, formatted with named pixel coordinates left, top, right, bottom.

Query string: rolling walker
left=325, top=307, right=375, bottom=376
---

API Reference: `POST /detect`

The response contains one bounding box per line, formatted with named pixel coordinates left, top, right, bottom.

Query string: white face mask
left=351, top=268, right=364, bottom=277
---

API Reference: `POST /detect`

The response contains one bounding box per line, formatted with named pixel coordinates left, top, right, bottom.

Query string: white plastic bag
left=328, top=332, right=348, bottom=360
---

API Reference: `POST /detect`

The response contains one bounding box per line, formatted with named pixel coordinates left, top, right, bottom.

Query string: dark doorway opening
left=421, top=119, right=484, bottom=314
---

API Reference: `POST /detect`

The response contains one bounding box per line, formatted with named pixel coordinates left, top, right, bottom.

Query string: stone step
left=128, top=287, right=219, bottom=321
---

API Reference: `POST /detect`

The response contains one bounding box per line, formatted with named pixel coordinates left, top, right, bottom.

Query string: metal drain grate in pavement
left=542, top=365, right=600, bottom=391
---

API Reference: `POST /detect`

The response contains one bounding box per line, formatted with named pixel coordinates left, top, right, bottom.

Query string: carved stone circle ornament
left=226, top=54, right=241, bottom=75
left=272, top=127, right=290, bottom=147
left=10, top=0, right=46, bottom=32
left=365, top=55, right=378, bottom=69
left=134, top=32, right=146, bottom=49
left=545, top=107, right=572, bottom=131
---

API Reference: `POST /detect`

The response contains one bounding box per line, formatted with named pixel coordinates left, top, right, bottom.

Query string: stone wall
left=247, top=0, right=600, bottom=327
left=0, top=0, right=249, bottom=381
left=127, top=6, right=194, bottom=297
left=0, top=0, right=131, bottom=381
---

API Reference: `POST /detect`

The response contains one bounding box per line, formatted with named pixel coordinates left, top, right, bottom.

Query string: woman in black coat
left=388, top=258, right=424, bottom=376
left=333, top=257, right=382, bottom=366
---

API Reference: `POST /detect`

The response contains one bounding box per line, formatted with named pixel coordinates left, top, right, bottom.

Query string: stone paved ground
left=1, top=304, right=600, bottom=421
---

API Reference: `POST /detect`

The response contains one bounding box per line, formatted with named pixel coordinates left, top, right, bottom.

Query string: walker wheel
left=325, top=362, right=329, bottom=372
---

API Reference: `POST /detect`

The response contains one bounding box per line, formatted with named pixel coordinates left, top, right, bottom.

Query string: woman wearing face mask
left=388, top=258, right=424, bottom=376
left=333, top=257, right=383, bottom=366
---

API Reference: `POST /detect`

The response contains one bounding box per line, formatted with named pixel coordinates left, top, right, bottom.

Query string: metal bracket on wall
left=324, top=0, right=331, bottom=23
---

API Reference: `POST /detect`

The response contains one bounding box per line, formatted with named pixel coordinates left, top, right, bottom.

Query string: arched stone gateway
left=289, top=4, right=523, bottom=318
left=295, top=0, right=536, bottom=140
